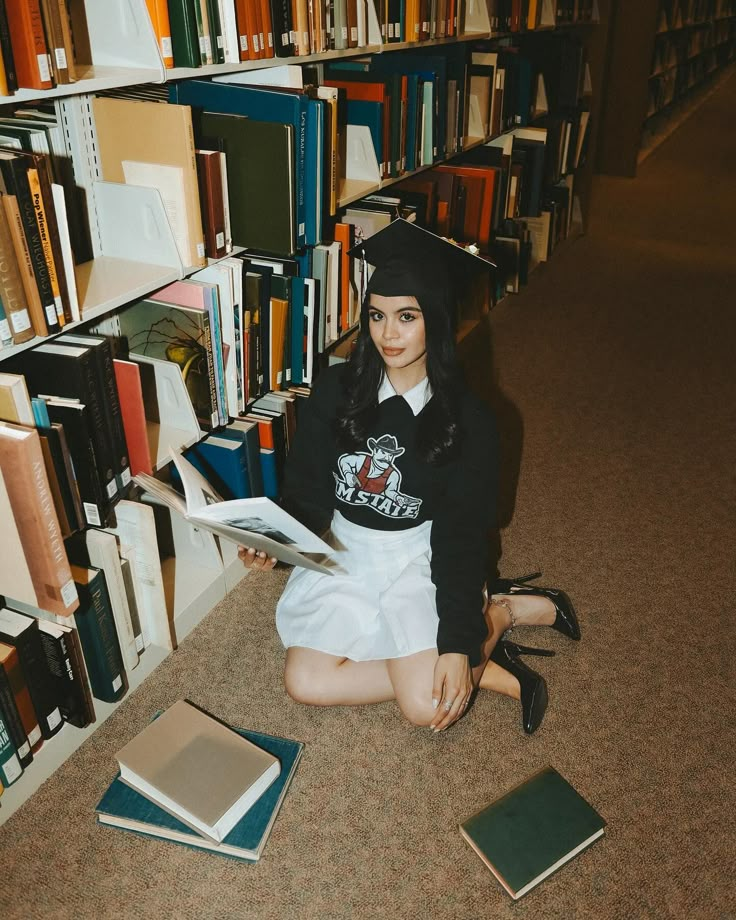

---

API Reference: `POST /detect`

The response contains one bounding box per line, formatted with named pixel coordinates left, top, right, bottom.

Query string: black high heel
left=493, top=571, right=581, bottom=641
left=489, top=640, right=555, bottom=735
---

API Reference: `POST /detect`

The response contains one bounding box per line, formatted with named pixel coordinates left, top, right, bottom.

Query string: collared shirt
left=377, top=374, right=433, bottom=416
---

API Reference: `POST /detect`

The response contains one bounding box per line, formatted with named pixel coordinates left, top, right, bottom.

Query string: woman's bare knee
left=396, top=694, right=435, bottom=727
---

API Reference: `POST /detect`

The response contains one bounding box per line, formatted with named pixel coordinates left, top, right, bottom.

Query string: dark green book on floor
left=460, top=766, right=605, bottom=900
left=95, top=726, right=304, bottom=862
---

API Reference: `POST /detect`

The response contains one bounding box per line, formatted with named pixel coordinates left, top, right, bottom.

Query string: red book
left=4, top=0, right=53, bottom=90
left=113, top=360, right=153, bottom=477
left=195, top=150, right=227, bottom=260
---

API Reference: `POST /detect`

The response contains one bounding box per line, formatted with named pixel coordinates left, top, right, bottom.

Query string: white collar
left=378, top=375, right=432, bottom=416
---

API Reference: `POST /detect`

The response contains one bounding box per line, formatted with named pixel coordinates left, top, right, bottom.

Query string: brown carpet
left=3, top=76, right=736, bottom=920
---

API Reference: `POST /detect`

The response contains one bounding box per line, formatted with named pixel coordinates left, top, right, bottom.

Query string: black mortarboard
left=347, top=218, right=496, bottom=300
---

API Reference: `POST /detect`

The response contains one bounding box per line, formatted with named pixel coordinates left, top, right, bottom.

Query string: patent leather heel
left=494, top=572, right=581, bottom=641
left=489, top=639, right=552, bottom=735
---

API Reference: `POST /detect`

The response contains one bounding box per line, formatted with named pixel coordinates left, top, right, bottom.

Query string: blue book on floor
left=96, top=727, right=304, bottom=862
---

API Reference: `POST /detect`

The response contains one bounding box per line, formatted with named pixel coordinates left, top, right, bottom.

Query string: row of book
left=0, top=0, right=88, bottom=95
left=0, top=36, right=591, bottom=350
left=0, top=134, right=81, bottom=346
left=147, top=0, right=382, bottom=66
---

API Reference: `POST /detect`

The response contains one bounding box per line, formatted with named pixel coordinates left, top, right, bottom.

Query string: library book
left=134, top=447, right=334, bottom=574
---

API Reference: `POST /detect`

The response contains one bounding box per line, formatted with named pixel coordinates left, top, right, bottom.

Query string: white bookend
left=462, top=0, right=491, bottom=32
left=85, top=528, right=140, bottom=672
left=128, top=353, right=201, bottom=469
left=160, top=510, right=226, bottom=645
left=344, top=124, right=381, bottom=184
left=105, top=500, right=173, bottom=652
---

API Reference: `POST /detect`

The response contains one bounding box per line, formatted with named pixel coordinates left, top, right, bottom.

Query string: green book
left=460, top=766, right=605, bottom=900
left=198, top=111, right=296, bottom=257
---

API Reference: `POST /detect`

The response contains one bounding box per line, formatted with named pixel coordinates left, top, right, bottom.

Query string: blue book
left=404, top=73, right=420, bottom=172
left=370, top=53, right=447, bottom=160
left=96, top=727, right=304, bottom=862
left=31, top=396, right=50, bottom=427
left=259, top=448, right=279, bottom=499
left=181, top=436, right=251, bottom=500
left=289, top=276, right=305, bottom=386
left=170, top=80, right=309, bottom=250
left=304, top=97, right=324, bottom=247
left=218, top=420, right=265, bottom=498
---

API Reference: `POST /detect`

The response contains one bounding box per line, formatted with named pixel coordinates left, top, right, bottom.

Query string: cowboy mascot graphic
left=334, top=434, right=422, bottom=520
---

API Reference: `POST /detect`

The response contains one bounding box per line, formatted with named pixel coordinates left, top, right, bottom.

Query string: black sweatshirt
left=282, top=364, right=499, bottom=666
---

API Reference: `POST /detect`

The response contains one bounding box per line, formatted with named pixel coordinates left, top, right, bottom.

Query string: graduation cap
left=348, top=218, right=496, bottom=302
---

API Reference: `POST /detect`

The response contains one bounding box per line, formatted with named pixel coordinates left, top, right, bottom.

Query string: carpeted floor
left=3, top=74, right=735, bottom=920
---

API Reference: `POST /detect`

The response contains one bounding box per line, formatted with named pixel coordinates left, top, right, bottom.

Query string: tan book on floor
left=92, top=97, right=206, bottom=270
left=115, top=700, right=281, bottom=842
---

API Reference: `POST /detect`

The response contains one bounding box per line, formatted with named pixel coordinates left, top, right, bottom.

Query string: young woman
left=240, top=221, right=579, bottom=733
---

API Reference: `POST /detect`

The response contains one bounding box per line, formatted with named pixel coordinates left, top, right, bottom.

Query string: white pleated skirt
left=275, top=511, right=438, bottom=661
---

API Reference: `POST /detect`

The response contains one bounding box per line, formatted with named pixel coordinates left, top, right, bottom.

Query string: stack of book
left=95, top=699, right=304, bottom=862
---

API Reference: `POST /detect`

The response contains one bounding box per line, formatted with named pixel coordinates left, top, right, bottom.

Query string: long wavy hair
left=334, top=259, right=464, bottom=465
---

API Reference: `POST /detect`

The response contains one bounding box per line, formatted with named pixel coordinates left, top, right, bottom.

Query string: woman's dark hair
left=334, top=259, right=464, bottom=464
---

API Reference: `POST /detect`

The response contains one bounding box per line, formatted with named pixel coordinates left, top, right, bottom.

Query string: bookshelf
left=0, top=0, right=601, bottom=824
left=595, top=0, right=736, bottom=176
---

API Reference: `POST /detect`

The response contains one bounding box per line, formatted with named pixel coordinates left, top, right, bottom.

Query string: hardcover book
left=114, top=700, right=282, bottom=843
left=97, top=722, right=304, bottom=861
left=70, top=564, right=128, bottom=705
left=0, top=607, right=63, bottom=740
left=91, top=96, right=206, bottom=270
left=460, top=766, right=605, bottom=899
left=0, top=422, right=79, bottom=617
left=134, top=447, right=334, bottom=574
left=0, top=641, right=34, bottom=767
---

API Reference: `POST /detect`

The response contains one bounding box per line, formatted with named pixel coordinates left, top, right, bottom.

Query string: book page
left=169, top=449, right=224, bottom=513
left=133, top=472, right=188, bottom=516
left=192, top=496, right=331, bottom=553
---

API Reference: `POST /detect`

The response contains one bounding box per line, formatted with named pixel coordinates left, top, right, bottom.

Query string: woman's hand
left=429, top=653, right=474, bottom=732
left=237, top=546, right=278, bottom=571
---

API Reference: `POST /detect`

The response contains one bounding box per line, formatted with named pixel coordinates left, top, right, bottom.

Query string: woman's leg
left=284, top=646, right=396, bottom=706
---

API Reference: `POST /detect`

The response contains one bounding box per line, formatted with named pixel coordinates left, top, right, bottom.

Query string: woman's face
left=367, top=293, right=427, bottom=377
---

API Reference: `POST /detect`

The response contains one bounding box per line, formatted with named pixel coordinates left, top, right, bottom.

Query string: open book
left=134, top=450, right=334, bottom=575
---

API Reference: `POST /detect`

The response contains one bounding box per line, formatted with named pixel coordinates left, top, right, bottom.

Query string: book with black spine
left=0, top=149, right=59, bottom=334
left=0, top=607, right=64, bottom=740
left=70, top=564, right=128, bottom=705
left=11, top=341, right=119, bottom=509
left=0, top=646, right=33, bottom=768
left=57, top=332, right=132, bottom=493
left=36, top=617, right=94, bottom=729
